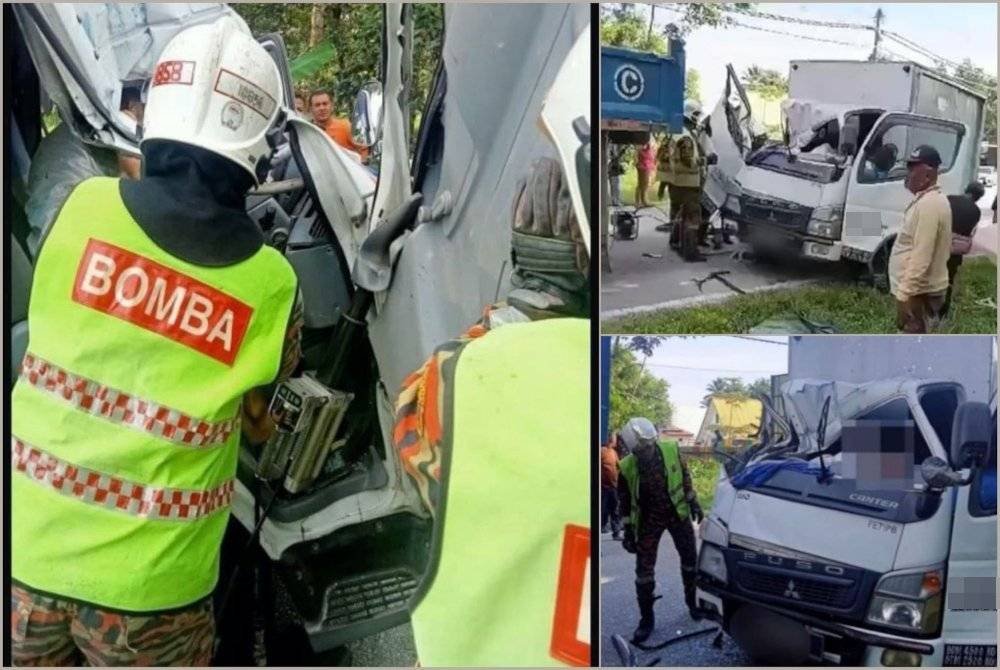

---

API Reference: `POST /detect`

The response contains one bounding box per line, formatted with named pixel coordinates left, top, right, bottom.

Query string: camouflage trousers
left=634, top=519, right=699, bottom=609
left=10, top=584, right=214, bottom=666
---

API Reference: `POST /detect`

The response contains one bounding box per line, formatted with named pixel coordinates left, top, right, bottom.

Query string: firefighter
left=668, top=100, right=717, bottom=261
left=395, top=157, right=590, bottom=666
left=10, top=17, right=301, bottom=666
left=617, top=417, right=705, bottom=644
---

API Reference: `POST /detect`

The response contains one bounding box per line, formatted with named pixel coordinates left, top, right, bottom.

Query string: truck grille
left=736, top=565, right=857, bottom=609
left=740, top=195, right=812, bottom=231
left=319, top=569, right=418, bottom=628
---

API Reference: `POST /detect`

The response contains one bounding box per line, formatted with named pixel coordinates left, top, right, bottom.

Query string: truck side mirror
left=351, top=81, right=383, bottom=149
left=950, top=401, right=992, bottom=469
left=920, top=456, right=962, bottom=489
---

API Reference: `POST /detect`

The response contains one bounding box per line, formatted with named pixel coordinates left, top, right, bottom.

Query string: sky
left=646, top=2, right=998, bottom=105
left=618, top=336, right=790, bottom=435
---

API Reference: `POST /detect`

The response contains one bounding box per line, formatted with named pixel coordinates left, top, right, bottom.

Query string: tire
left=867, top=237, right=894, bottom=293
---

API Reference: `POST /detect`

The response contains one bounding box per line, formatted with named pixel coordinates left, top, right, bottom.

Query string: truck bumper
left=733, top=217, right=840, bottom=262
left=696, top=580, right=939, bottom=665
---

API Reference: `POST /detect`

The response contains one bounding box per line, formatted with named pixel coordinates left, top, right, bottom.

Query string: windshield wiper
left=808, top=396, right=833, bottom=483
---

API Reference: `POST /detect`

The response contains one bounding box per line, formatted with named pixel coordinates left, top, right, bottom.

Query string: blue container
left=601, top=41, right=686, bottom=133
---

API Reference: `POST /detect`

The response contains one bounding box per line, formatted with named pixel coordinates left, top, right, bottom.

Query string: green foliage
left=609, top=345, right=674, bottom=434
left=702, top=377, right=748, bottom=407
left=685, top=68, right=702, bottom=104
left=600, top=2, right=755, bottom=50
left=685, top=455, right=719, bottom=511
left=952, top=59, right=997, bottom=142
left=741, top=65, right=788, bottom=101
left=606, top=257, right=998, bottom=335
left=234, top=3, right=442, bottom=118
left=747, top=377, right=772, bottom=399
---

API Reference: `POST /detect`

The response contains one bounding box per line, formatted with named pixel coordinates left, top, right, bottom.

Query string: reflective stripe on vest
left=12, top=177, right=297, bottom=612
left=11, top=437, right=234, bottom=521
left=20, top=354, right=237, bottom=447
left=410, top=318, right=591, bottom=667
left=619, top=439, right=690, bottom=530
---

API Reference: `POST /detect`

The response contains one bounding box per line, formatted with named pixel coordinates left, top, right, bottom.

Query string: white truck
left=706, top=60, right=987, bottom=285
left=695, top=337, right=997, bottom=666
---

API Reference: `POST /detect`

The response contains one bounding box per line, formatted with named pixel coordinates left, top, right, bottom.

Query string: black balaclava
left=120, top=140, right=264, bottom=267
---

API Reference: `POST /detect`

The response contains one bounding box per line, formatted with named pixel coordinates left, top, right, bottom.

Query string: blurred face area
left=310, top=93, right=333, bottom=123
left=905, top=162, right=937, bottom=194
left=294, top=96, right=305, bottom=114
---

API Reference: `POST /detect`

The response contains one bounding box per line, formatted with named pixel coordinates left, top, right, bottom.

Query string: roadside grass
left=604, top=257, right=997, bottom=335
left=685, top=455, right=720, bottom=513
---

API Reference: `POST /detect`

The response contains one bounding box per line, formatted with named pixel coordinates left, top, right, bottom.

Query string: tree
left=747, top=377, right=772, bottom=399
left=610, top=347, right=674, bottom=433
left=685, top=68, right=702, bottom=104
left=952, top=59, right=997, bottom=143
left=741, top=65, right=788, bottom=100
left=702, top=377, right=747, bottom=407
left=234, top=4, right=443, bottom=118
left=600, top=3, right=755, bottom=52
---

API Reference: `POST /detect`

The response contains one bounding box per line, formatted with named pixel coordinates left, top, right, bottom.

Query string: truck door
left=703, top=64, right=756, bottom=213
left=842, top=113, right=965, bottom=269
left=938, top=408, right=997, bottom=666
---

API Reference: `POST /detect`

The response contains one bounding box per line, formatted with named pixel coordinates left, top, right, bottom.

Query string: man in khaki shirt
left=888, top=145, right=952, bottom=333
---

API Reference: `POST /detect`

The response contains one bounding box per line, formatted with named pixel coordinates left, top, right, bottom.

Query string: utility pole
left=647, top=4, right=657, bottom=44
left=869, top=7, right=884, bottom=61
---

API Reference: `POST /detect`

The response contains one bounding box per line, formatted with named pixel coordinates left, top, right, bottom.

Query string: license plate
left=943, top=644, right=997, bottom=667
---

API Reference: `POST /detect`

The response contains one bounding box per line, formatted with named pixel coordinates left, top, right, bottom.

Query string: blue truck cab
left=601, top=40, right=686, bottom=138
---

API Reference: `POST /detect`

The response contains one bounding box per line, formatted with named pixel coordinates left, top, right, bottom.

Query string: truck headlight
left=699, top=515, right=729, bottom=546
left=866, top=567, right=944, bottom=634
left=807, top=206, right=844, bottom=239
left=698, top=543, right=728, bottom=584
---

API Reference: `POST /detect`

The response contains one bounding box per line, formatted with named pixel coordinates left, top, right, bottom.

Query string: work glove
left=622, top=524, right=637, bottom=554
left=509, top=157, right=589, bottom=318
left=689, top=500, right=704, bottom=524
left=705, top=153, right=719, bottom=166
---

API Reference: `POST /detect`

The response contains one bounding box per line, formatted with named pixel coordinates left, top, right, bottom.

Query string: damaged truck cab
left=696, top=378, right=997, bottom=667
left=706, top=60, right=986, bottom=285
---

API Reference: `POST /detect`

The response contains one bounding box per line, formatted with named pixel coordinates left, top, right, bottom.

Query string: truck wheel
left=867, top=238, right=894, bottom=292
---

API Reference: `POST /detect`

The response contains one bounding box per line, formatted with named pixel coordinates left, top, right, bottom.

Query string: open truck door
left=936, top=402, right=997, bottom=666
left=704, top=64, right=757, bottom=214
left=842, top=112, right=966, bottom=282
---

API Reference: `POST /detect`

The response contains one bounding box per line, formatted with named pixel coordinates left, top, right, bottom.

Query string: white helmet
left=142, top=16, right=282, bottom=184
left=683, top=99, right=703, bottom=122
left=619, top=417, right=659, bottom=453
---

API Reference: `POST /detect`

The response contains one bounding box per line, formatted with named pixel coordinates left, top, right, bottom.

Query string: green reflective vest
left=619, top=439, right=690, bottom=529
left=11, top=177, right=297, bottom=612
left=411, top=318, right=591, bottom=667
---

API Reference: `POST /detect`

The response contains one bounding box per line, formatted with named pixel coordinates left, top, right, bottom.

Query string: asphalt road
left=601, top=185, right=997, bottom=320
left=600, top=531, right=752, bottom=667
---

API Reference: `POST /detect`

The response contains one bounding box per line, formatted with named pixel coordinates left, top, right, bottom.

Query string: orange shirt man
left=309, top=90, right=368, bottom=162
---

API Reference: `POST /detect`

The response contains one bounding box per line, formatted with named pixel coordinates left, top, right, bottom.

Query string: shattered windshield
left=728, top=381, right=956, bottom=520
left=747, top=146, right=842, bottom=183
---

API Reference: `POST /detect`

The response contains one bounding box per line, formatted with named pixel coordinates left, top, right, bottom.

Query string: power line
left=726, top=6, right=873, bottom=31
left=882, top=29, right=964, bottom=70
left=723, top=16, right=870, bottom=49
left=729, top=336, right=789, bottom=347
left=644, top=362, right=782, bottom=375
left=654, top=4, right=868, bottom=49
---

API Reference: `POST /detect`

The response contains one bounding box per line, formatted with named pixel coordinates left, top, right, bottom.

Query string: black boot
left=632, top=582, right=656, bottom=644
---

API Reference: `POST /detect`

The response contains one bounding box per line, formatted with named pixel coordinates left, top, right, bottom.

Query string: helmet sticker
left=221, top=101, right=245, bottom=131
left=213, top=69, right=277, bottom=119
left=152, top=60, right=196, bottom=87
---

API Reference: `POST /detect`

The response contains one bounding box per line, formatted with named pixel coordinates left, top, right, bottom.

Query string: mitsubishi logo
left=784, top=580, right=801, bottom=600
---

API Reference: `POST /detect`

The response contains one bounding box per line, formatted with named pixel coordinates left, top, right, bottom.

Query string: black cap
left=906, top=145, right=942, bottom=169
